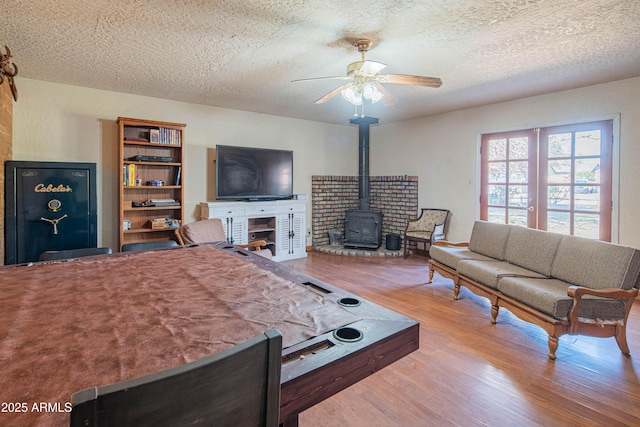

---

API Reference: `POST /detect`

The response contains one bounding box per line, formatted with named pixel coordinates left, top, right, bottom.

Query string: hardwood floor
left=283, top=251, right=640, bottom=427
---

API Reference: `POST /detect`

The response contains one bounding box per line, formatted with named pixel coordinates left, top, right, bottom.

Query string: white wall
left=12, top=76, right=640, bottom=251
left=12, top=79, right=357, bottom=250
left=373, top=77, right=640, bottom=247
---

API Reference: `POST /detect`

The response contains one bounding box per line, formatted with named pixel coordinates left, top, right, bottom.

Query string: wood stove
left=343, top=116, right=383, bottom=249
left=344, top=209, right=382, bottom=249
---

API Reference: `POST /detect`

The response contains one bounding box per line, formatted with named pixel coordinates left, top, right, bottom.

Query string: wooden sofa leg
left=490, top=295, right=499, bottom=324
left=491, top=304, right=499, bottom=324
left=547, top=335, right=559, bottom=360
left=615, top=325, right=631, bottom=355
left=453, top=283, right=461, bottom=300
left=428, top=268, right=434, bottom=284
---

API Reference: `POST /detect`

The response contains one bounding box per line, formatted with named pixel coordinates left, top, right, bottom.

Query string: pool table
left=0, top=243, right=419, bottom=426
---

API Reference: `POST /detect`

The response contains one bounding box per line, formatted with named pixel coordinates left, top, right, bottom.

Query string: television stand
left=199, top=200, right=307, bottom=262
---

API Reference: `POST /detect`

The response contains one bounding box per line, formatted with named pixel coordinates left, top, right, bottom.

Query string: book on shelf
left=157, top=127, right=182, bottom=145
left=123, top=164, right=137, bottom=186
left=149, top=199, right=177, bottom=203
left=174, top=166, right=181, bottom=186
left=145, top=198, right=180, bottom=207
left=149, top=129, right=160, bottom=143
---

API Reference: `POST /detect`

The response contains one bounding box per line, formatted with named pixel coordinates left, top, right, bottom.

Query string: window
left=481, top=120, right=613, bottom=241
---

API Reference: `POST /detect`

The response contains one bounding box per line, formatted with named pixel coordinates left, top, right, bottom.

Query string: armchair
left=175, top=219, right=273, bottom=259
left=403, top=208, right=450, bottom=258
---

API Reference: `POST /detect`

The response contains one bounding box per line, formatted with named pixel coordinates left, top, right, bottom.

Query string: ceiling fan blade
left=360, top=60, right=386, bottom=74
left=373, top=83, right=398, bottom=106
left=381, top=74, right=442, bottom=88
left=292, top=76, right=351, bottom=83
left=315, top=84, right=351, bottom=104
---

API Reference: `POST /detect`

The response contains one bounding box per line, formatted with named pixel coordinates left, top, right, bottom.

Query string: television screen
left=216, top=145, right=293, bottom=201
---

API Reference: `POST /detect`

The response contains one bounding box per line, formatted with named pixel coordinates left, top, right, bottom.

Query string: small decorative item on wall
left=0, top=45, right=18, bottom=101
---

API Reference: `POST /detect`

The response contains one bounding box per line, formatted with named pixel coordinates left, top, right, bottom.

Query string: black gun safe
left=4, top=161, right=97, bottom=264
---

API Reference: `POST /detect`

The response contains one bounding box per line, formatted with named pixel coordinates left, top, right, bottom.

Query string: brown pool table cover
left=0, top=245, right=360, bottom=426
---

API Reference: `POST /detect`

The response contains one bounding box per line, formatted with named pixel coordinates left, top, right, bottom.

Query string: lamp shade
left=341, top=86, right=363, bottom=105
left=361, top=83, right=384, bottom=103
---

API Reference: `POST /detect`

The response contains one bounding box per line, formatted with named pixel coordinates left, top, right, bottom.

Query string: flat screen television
left=216, top=145, right=293, bottom=201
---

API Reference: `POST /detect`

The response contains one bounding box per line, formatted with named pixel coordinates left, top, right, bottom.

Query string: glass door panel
left=481, top=120, right=612, bottom=241
left=539, top=121, right=612, bottom=241
left=481, top=130, right=537, bottom=227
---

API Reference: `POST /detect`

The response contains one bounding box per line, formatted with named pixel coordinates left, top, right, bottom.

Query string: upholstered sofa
left=428, top=221, right=640, bottom=360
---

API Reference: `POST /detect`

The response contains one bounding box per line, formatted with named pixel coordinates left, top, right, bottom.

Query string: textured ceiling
left=1, top=0, right=640, bottom=125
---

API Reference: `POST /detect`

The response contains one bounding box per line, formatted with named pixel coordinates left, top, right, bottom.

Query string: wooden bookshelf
left=117, top=117, right=185, bottom=250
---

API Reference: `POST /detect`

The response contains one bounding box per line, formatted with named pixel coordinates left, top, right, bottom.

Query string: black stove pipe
left=349, top=116, right=379, bottom=211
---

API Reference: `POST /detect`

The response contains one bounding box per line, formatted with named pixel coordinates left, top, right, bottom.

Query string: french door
left=480, top=120, right=612, bottom=241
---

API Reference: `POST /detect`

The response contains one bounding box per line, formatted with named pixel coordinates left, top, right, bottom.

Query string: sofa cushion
left=468, top=221, right=511, bottom=260
left=457, top=259, right=546, bottom=290
left=429, top=245, right=497, bottom=270
left=504, top=226, right=563, bottom=276
left=497, top=276, right=628, bottom=320
left=551, top=235, right=640, bottom=290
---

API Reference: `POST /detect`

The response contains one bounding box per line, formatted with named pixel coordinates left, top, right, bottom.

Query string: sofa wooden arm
left=567, top=285, right=639, bottom=300
left=567, top=285, right=639, bottom=334
left=433, top=240, right=469, bottom=247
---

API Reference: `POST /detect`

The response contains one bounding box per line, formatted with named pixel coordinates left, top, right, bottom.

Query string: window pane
left=489, top=162, right=506, bottom=182
left=508, top=209, right=527, bottom=226
left=574, top=213, right=599, bottom=239
left=509, top=161, right=528, bottom=183
left=489, top=185, right=506, bottom=206
left=548, top=186, right=570, bottom=210
left=509, top=137, right=529, bottom=160
left=548, top=133, right=571, bottom=158
left=488, top=207, right=506, bottom=223
left=489, top=139, right=507, bottom=161
left=547, top=211, right=571, bottom=234
left=574, top=191, right=599, bottom=212
left=508, top=185, right=528, bottom=207
left=575, top=130, right=601, bottom=157
left=575, top=158, right=600, bottom=184
left=548, top=159, right=571, bottom=183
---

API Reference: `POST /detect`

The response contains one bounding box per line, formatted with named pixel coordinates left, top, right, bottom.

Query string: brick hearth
left=311, top=175, right=418, bottom=248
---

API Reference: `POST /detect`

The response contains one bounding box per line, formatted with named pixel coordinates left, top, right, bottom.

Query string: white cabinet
left=200, top=200, right=307, bottom=261
left=206, top=205, right=247, bottom=245
left=276, top=203, right=306, bottom=259
left=221, top=216, right=247, bottom=245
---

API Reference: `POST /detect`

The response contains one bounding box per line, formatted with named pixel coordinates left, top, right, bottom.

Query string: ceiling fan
left=292, top=39, right=442, bottom=108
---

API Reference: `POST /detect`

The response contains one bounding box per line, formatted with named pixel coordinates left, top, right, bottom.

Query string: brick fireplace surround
left=311, top=175, right=418, bottom=248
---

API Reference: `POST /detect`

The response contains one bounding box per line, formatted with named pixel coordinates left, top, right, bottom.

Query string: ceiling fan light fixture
left=341, top=86, right=362, bottom=105
left=362, top=83, right=384, bottom=103
left=295, top=38, right=441, bottom=108
left=362, top=83, right=375, bottom=98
